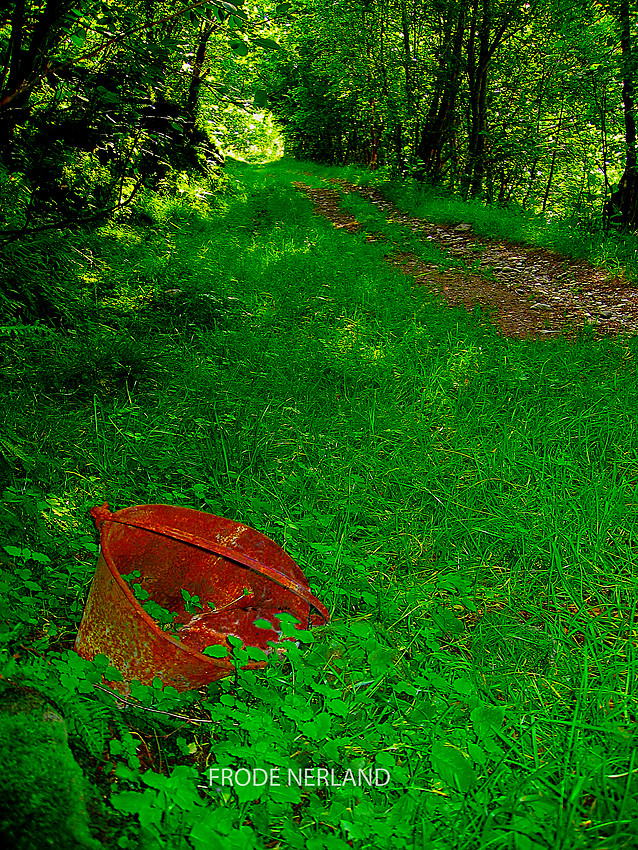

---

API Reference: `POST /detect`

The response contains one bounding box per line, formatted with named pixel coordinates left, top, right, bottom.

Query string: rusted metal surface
left=75, top=503, right=330, bottom=692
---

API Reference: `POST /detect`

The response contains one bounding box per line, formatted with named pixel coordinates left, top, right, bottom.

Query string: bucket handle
left=90, top=504, right=330, bottom=624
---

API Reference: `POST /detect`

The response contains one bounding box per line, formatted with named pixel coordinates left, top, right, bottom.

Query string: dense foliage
left=4, top=0, right=638, bottom=231
left=0, top=0, right=280, bottom=242
left=260, top=0, right=638, bottom=224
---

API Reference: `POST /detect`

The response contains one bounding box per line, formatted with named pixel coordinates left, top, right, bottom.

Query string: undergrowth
left=0, top=159, right=637, bottom=849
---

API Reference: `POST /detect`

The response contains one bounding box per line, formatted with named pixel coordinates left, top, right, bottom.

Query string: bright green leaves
left=301, top=711, right=332, bottom=740
left=278, top=612, right=314, bottom=643
left=437, top=572, right=477, bottom=613
left=69, top=30, right=87, bottom=48
left=230, top=40, right=249, bottom=56
left=111, top=765, right=203, bottom=839
left=253, top=37, right=280, bottom=51
left=202, top=644, right=228, bottom=658
left=393, top=681, right=418, bottom=698
left=246, top=645, right=269, bottom=661
left=232, top=32, right=280, bottom=58
left=181, top=588, right=202, bottom=614
left=369, top=646, right=394, bottom=677
left=431, top=604, right=464, bottom=635
left=471, top=703, right=505, bottom=757
left=131, top=583, right=149, bottom=602
left=326, top=697, right=349, bottom=717
left=142, top=599, right=178, bottom=630
left=428, top=701, right=504, bottom=792
left=471, top=703, right=504, bottom=740
left=430, top=740, right=477, bottom=793
left=3, top=544, right=50, bottom=564
left=120, top=571, right=179, bottom=631
left=220, top=1, right=245, bottom=15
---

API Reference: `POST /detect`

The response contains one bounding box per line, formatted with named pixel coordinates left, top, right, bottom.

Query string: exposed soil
left=293, top=179, right=638, bottom=340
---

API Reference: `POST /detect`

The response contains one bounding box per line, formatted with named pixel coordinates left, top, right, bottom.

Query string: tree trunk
left=185, top=21, right=215, bottom=125
left=542, top=95, right=564, bottom=213
left=1, top=0, right=74, bottom=108
left=606, top=0, right=638, bottom=228
left=412, top=3, right=466, bottom=183
left=462, top=0, right=490, bottom=198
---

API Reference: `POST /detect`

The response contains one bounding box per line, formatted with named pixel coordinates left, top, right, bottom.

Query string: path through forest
left=294, top=178, right=638, bottom=340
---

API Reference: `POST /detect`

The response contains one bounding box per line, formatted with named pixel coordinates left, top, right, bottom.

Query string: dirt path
left=293, top=179, right=638, bottom=340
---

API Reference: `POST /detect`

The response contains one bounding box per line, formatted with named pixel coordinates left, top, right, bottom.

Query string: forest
left=1, top=1, right=638, bottom=849
left=4, top=0, right=638, bottom=234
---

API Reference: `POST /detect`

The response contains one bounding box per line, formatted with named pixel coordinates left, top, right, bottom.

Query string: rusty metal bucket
left=75, top=503, right=329, bottom=692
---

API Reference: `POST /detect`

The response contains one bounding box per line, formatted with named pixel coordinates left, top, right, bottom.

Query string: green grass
left=1, top=158, right=638, bottom=849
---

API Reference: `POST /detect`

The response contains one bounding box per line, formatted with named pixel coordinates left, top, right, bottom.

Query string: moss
left=0, top=687, right=101, bottom=850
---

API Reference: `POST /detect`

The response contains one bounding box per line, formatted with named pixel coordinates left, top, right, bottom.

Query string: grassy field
left=1, top=158, right=638, bottom=849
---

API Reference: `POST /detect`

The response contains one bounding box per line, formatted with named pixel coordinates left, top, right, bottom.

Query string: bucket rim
left=91, top=502, right=330, bottom=624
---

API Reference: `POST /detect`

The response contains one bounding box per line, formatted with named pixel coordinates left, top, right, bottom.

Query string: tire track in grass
left=293, top=178, right=638, bottom=340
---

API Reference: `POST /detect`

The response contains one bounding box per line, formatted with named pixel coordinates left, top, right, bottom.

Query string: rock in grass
left=0, top=686, right=101, bottom=850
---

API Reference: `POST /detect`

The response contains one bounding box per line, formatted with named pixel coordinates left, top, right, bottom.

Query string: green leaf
left=301, top=711, right=332, bottom=740
left=393, top=681, right=418, bottom=697
left=105, top=666, right=124, bottom=682
left=111, top=791, right=145, bottom=813
left=191, top=822, right=222, bottom=848
left=278, top=614, right=300, bottom=638
left=253, top=37, right=280, bottom=50
left=431, top=606, right=463, bottom=635
left=69, top=29, right=87, bottom=48
left=327, top=698, right=349, bottom=717
left=349, top=621, right=373, bottom=638
left=235, top=781, right=264, bottom=804
left=253, top=90, right=268, bottom=109
left=202, top=644, right=228, bottom=658
left=369, top=647, right=394, bottom=677
left=253, top=618, right=273, bottom=629
left=430, top=741, right=476, bottom=792
left=471, top=703, right=504, bottom=740
left=246, top=645, right=268, bottom=661
left=29, top=551, right=51, bottom=564
left=230, top=40, right=249, bottom=56
left=451, top=676, right=475, bottom=697
left=468, top=741, right=487, bottom=766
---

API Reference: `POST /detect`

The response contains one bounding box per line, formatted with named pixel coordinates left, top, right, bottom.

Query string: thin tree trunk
left=185, top=21, right=215, bottom=124
left=413, top=3, right=465, bottom=183
left=608, top=0, right=638, bottom=227
left=463, top=0, right=490, bottom=198
left=542, top=95, right=564, bottom=213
